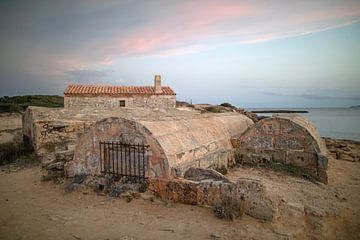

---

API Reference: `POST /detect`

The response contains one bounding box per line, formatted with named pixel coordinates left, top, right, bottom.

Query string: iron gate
left=99, top=141, right=149, bottom=181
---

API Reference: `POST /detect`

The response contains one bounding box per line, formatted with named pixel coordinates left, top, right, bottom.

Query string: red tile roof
left=64, top=84, right=176, bottom=96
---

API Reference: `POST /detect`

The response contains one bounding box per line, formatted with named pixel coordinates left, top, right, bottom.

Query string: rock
left=213, top=194, right=245, bottom=220
left=304, top=205, right=326, bottom=238
left=152, top=176, right=275, bottom=222
left=184, top=167, right=230, bottom=183
left=210, top=233, right=221, bottom=240
left=119, top=236, right=136, bottom=240
left=244, top=111, right=259, bottom=122
left=46, top=162, right=64, bottom=171
left=47, top=214, right=61, bottom=221
left=236, top=178, right=276, bottom=222
left=65, top=174, right=86, bottom=193
left=139, top=192, right=154, bottom=201
left=324, top=138, right=360, bottom=162
left=55, top=150, right=75, bottom=162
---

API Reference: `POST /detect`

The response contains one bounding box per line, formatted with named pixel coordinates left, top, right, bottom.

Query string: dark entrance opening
left=99, top=141, right=149, bottom=181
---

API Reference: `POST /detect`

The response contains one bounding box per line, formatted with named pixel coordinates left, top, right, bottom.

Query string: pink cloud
left=239, top=19, right=360, bottom=44
left=93, top=1, right=360, bottom=61
left=103, top=0, right=251, bottom=57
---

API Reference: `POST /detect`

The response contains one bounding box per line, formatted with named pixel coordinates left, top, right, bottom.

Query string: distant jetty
left=252, top=110, right=309, bottom=113
left=350, top=105, right=360, bottom=109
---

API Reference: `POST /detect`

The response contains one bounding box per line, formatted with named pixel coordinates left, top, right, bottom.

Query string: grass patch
left=0, top=95, right=64, bottom=112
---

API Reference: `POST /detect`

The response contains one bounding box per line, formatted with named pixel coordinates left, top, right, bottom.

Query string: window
left=119, top=100, right=126, bottom=107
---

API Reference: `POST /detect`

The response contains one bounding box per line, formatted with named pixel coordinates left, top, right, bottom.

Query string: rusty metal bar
left=142, top=144, right=145, bottom=179
left=129, top=144, right=132, bottom=181
left=107, top=144, right=110, bottom=175
left=99, top=141, right=148, bottom=181
left=133, top=143, right=136, bottom=180
left=116, top=142, right=119, bottom=175
left=112, top=142, right=114, bottom=175
left=137, top=143, right=140, bottom=181
left=125, top=143, right=127, bottom=177
left=99, top=142, right=102, bottom=173
left=120, top=142, right=123, bottom=176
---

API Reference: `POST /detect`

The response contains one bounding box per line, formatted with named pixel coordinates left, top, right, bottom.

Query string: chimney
left=154, top=75, right=162, bottom=94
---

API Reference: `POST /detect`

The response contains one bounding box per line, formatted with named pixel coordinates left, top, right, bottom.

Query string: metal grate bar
left=100, top=141, right=149, bottom=181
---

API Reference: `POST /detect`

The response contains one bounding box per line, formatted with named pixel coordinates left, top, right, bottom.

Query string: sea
left=247, top=108, right=360, bottom=142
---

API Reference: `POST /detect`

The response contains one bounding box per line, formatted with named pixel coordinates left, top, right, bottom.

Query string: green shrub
left=205, top=106, right=223, bottom=113
left=220, top=102, right=236, bottom=109
left=0, top=95, right=64, bottom=113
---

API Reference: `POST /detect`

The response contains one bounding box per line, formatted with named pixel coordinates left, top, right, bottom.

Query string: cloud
left=64, top=69, right=108, bottom=83
left=95, top=0, right=360, bottom=58
left=261, top=91, right=360, bottom=102
left=239, top=19, right=360, bottom=45
left=300, top=93, right=360, bottom=101
left=260, top=91, right=285, bottom=96
left=1, top=0, right=360, bottom=97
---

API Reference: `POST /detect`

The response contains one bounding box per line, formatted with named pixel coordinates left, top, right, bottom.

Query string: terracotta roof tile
left=64, top=84, right=176, bottom=96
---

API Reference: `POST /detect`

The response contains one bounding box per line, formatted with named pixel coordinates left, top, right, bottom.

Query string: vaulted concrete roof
left=66, top=111, right=253, bottom=178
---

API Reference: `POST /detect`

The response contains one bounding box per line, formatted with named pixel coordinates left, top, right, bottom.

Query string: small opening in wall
left=119, top=100, right=126, bottom=107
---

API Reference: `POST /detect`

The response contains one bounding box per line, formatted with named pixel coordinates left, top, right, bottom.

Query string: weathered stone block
left=286, top=152, right=317, bottom=168
left=272, top=150, right=286, bottom=163
left=241, top=135, right=273, bottom=149
left=274, top=136, right=304, bottom=151
left=261, top=119, right=280, bottom=135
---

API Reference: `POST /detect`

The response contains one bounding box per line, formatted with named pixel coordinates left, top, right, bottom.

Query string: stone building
left=64, top=75, right=176, bottom=109
left=22, top=106, right=253, bottom=179
left=22, top=106, right=329, bottom=184
left=231, top=114, right=329, bottom=183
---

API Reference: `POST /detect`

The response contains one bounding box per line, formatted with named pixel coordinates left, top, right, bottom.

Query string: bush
left=0, top=140, right=35, bottom=166
left=220, top=102, right=236, bottom=109
left=0, top=95, right=64, bottom=113
left=176, top=101, right=195, bottom=108
left=205, top=106, right=223, bottom=113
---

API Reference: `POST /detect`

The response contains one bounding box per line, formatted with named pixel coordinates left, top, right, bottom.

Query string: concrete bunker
left=231, top=114, right=328, bottom=183
left=65, top=113, right=253, bottom=179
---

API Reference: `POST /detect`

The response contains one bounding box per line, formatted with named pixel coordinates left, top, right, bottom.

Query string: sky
left=0, top=0, right=360, bottom=108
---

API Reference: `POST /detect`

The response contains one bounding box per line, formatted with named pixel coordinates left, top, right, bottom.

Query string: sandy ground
left=0, top=157, right=359, bottom=240
left=0, top=112, right=359, bottom=239
left=0, top=166, right=283, bottom=240
left=227, top=158, right=360, bottom=239
left=0, top=112, right=22, bottom=144
left=0, top=113, right=22, bottom=131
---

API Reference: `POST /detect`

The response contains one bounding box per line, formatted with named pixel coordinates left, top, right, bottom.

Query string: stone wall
left=64, top=95, right=176, bottom=109
left=23, top=106, right=252, bottom=180
left=231, top=114, right=328, bottom=183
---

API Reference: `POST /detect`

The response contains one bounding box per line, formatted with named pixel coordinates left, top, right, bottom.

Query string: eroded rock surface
left=325, top=137, right=360, bottom=162
left=152, top=168, right=276, bottom=222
